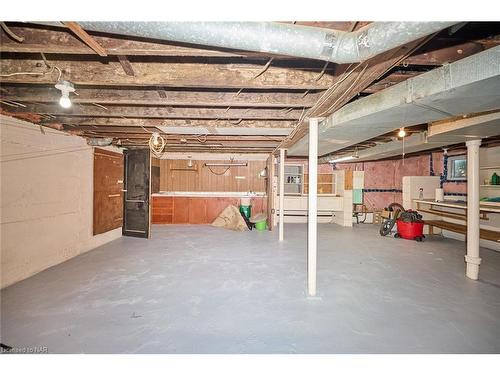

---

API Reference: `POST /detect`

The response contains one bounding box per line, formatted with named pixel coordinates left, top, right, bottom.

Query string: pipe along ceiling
left=37, top=21, right=455, bottom=64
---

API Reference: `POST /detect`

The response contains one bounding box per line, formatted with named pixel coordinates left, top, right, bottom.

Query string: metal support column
left=279, top=148, right=285, bottom=242
left=308, top=118, right=319, bottom=296
left=465, top=139, right=482, bottom=280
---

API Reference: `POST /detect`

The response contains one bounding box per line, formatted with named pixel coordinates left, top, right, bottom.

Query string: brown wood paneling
left=159, top=159, right=266, bottom=193
left=93, top=148, right=124, bottom=235
left=152, top=196, right=267, bottom=224
left=173, top=197, right=190, bottom=224
left=151, top=196, right=173, bottom=224
left=188, top=198, right=208, bottom=224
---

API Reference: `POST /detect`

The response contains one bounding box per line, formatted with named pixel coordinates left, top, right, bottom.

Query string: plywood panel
left=93, top=148, right=123, bottom=235
left=173, top=197, right=190, bottom=223
left=152, top=196, right=267, bottom=224
left=188, top=198, right=208, bottom=224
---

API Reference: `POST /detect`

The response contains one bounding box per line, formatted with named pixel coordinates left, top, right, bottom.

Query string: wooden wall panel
left=159, top=159, right=266, bottom=192
left=188, top=198, right=208, bottom=224
left=93, top=148, right=123, bottom=235
left=173, top=197, right=190, bottom=223
left=151, top=196, right=173, bottom=224
left=152, top=196, right=267, bottom=224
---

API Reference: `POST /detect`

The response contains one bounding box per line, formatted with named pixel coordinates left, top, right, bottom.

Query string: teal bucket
left=239, top=205, right=251, bottom=219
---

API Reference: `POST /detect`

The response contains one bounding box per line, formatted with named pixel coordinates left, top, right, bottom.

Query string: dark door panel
left=123, top=149, right=151, bottom=238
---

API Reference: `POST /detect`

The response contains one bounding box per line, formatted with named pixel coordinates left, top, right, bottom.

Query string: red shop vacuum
left=394, top=210, right=425, bottom=242
left=379, top=203, right=425, bottom=242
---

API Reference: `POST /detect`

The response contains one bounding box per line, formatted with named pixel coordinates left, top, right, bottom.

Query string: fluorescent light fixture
left=328, top=155, right=356, bottom=163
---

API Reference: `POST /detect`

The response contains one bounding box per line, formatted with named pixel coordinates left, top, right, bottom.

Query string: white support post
left=308, top=118, right=319, bottom=297
left=279, top=148, right=285, bottom=242
left=465, top=139, right=482, bottom=280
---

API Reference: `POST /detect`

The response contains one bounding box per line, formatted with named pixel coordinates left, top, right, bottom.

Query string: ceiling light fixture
left=398, top=127, right=406, bottom=138
left=55, top=80, right=75, bottom=109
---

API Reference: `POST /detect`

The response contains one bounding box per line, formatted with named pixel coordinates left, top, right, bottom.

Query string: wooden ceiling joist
left=3, top=103, right=305, bottom=120
left=63, top=22, right=108, bottom=57
left=0, top=86, right=319, bottom=108
left=0, top=59, right=338, bottom=90
left=44, top=117, right=297, bottom=128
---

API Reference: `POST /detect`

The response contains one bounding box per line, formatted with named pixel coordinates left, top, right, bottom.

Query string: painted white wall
left=1, top=116, right=122, bottom=288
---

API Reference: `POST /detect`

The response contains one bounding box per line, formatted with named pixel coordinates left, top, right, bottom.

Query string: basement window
left=447, top=155, right=467, bottom=181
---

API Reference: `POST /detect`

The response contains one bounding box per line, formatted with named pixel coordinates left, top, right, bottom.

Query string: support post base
left=465, top=255, right=481, bottom=280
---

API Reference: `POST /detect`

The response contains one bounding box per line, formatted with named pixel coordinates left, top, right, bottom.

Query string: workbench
left=414, top=199, right=500, bottom=242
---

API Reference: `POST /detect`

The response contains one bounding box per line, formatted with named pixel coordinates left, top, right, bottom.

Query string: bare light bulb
left=398, top=127, right=406, bottom=138
left=59, top=93, right=72, bottom=108
left=152, top=133, right=160, bottom=146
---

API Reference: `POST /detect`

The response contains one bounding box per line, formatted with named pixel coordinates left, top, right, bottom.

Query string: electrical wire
left=0, top=22, right=25, bottom=42
left=207, top=165, right=231, bottom=175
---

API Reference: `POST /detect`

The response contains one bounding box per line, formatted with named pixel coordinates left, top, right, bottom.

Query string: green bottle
left=492, top=172, right=500, bottom=185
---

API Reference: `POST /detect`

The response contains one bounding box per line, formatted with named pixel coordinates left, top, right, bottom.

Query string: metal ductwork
left=287, top=46, right=500, bottom=159
left=39, top=21, right=455, bottom=63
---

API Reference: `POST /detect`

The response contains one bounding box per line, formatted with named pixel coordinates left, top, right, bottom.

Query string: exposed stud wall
left=0, top=115, right=122, bottom=288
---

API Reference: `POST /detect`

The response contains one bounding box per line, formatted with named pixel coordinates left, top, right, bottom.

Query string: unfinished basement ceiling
left=1, top=22, right=499, bottom=153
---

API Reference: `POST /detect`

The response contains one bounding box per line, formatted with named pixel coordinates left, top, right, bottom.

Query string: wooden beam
left=117, top=55, right=135, bottom=76
left=4, top=103, right=304, bottom=120
left=402, top=39, right=485, bottom=66
left=0, top=86, right=319, bottom=108
left=0, top=59, right=339, bottom=89
left=45, top=117, right=296, bottom=128
left=63, top=22, right=108, bottom=57
left=67, top=130, right=285, bottom=141
left=362, top=71, right=424, bottom=94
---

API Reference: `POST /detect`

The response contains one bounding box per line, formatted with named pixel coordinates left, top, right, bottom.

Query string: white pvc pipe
left=308, top=118, right=319, bottom=296
left=465, top=139, right=482, bottom=280
left=279, top=148, right=285, bottom=242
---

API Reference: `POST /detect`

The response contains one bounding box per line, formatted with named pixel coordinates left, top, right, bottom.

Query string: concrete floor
left=2, top=223, right=500, bottom=354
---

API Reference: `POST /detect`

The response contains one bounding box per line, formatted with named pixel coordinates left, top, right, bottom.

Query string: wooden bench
left=425, top=220, right=500, bottom=242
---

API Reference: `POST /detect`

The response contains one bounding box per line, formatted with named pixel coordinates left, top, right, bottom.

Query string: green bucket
left=255, top=220, right=267, bottom=231
left=239, top=205, right=251, bottom=219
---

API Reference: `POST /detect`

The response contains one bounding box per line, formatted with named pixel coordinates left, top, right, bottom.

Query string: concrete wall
left=1, top=115, right=122, bottom=288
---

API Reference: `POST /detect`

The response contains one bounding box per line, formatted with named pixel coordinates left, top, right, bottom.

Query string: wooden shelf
left=417, top=207, right=467, bottom=221
left=480, top=166, right=500, bottom=170
left=170, top=167, right=198, bottom=172
left=425, top=220, right=500, bottom=242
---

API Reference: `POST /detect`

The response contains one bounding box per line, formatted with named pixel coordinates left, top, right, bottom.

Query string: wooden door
left=123, top=149, right=151, bottom=238
left=93, top=148, right=124, bottom=235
